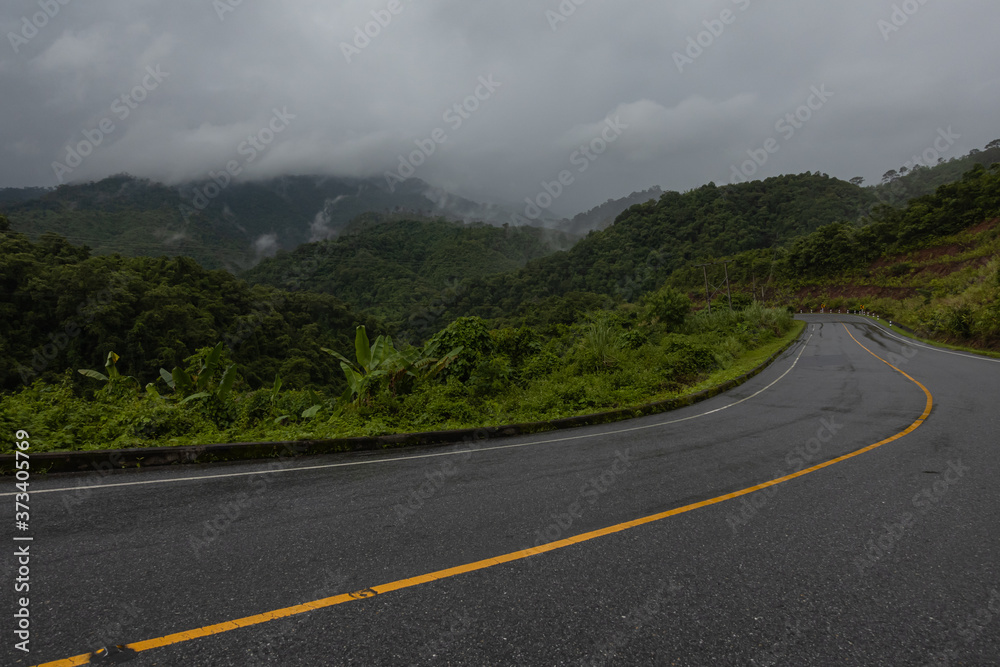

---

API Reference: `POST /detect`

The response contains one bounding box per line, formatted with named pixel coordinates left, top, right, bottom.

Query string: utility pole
left=701, top=264, right=711, bottom=314
left=694, top=260, right=735, bottom=313
left=724, top=261, right=732, bottom=311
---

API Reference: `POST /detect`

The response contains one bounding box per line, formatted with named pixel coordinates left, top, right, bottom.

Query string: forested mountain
left=1, top=175, right=249, bottom=271
left=867, top=141, right=1000, bottom=209
left=435, top=172, right=876, bottom=327
left=0, top=186, right=52, bottom=205
left=0, top=174, right=529, bottom=271
left=242, top=216, right=576, bottom=337
left=783, top=164, right=1000, bottom=276
left=664, top=163, right=1000, bottom=346
left=0, top=216, right=377, bottom=393
left=554, top=187, right=663, bottom=235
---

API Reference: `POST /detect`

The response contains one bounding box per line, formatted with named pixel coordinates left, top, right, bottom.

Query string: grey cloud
left=1, top=0, right=997, bottom=215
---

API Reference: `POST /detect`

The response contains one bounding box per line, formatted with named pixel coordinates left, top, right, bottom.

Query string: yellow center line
left=34, top=323, right=933, bottom=667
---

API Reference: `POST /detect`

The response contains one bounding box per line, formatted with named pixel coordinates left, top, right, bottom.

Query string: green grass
left=677, top=320, right=805, bottom=394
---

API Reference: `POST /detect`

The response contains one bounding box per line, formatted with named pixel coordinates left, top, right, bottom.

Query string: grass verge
left=1, top=320, right=805, bottom=470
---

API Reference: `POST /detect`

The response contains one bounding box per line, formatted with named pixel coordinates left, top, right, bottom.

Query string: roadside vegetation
left=0, top=285, right=798, bottom=454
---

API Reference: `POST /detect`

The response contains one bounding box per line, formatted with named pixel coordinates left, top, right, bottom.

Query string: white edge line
left=857, top=316, right=1000, bottom=364
left=2, top=335, right=814, bottom=497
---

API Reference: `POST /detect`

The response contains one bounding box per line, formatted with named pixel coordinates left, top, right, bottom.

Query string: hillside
left=665, top=163, right=1000, bottom=349
left=0, top=175, right=251, bottom=271
left=794, top=216, right=999, bottom=347
left=242, top=216, right=576, bottom=338
left=436, top=172, right=877, bottom=328
left=554, top=187, right=663, bottom=236
left=789, top=165, right=1000, bottom=348
left=867, top=141, right=1000, bottom=209
left=0, top=186, right=52, bottom=205
left=0, top=174, right=531, bottom=271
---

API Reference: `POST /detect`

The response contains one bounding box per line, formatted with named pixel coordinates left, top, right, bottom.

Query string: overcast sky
left=1, top=0, right=998, bottom=216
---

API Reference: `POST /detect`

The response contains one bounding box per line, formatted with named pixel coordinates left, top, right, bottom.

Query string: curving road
left=3, top=316, right=999, bottom=666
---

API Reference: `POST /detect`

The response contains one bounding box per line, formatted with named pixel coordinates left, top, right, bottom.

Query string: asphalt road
left=3, top=315, right=999, bottom=666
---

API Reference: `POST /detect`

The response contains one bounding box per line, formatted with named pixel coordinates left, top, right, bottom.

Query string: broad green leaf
left=370, top=335, right=387, bottom=370
left=105, top=351, right=121, bottom=379
left=172, top=367, right=194, bottom=393
left=217, top=364, right=237, bottom=401
left=341, top=363, right=362, bottom=394
left=159, top=368, right=175, bottom=389
left=396, top=356, right=418, bottom=376
left=145, top=383, right=160, bottom=400
left=301, top=404, right=321, bottom=419
left=426, top=346, right=464, bottom=379
left=78, top=369, right=109, bottom=382
left=338, top=386, right=354, bottom=406
left=179, top=391, right=211, bottom=405
left=321, top=347, right=357, bottom=370
left=355, top=326, right=371, bottom=371
left=204, top=342, right=223, bottom=374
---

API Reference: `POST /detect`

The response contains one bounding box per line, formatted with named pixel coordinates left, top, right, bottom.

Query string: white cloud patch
left=252, top=233, right=279, bottom=259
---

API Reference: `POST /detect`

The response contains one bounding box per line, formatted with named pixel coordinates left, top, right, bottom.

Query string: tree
left=882, top=170, right=898, bottom=184
left=987, top=139, right=1000, bottom=151
left=849, top=177, right=865, bottom=187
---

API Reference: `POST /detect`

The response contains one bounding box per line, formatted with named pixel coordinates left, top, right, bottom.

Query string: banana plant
left=322, top=326, right=394, bottom=406
left=79, top=351, right=123, bottom=382
left=158, top=342, right=238, bottom=403
left=323, top=326, right=463, bottom=406
left=391, top=339, right=464, bottom=385
left=78, top=352, right=140, bottom=393
left=269, top=374, right=282, bottom=402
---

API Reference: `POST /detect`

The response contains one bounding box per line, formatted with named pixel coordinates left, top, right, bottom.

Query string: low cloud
left=1, top=0, right=997, bottom=214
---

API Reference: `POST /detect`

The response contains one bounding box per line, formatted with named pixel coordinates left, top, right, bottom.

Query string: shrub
left=429, top=317, right=494, bottom=382
left=644, top=286, right=691, bottom=330
left=233, top=390, right=274, bottom=429
left=520, top=350, right=560, bottom=380
left=662, top=339, right=718, bottom=384
left=468, top=354, right=513, bottom=398
left=404, top=377, right=476, bottom=426
left=620, top=329, right=647, bottom=350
